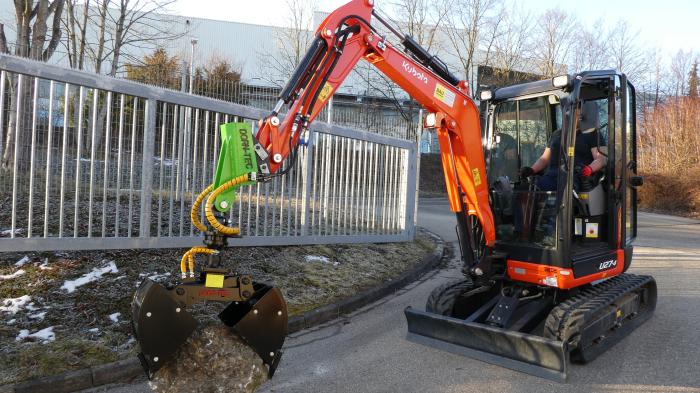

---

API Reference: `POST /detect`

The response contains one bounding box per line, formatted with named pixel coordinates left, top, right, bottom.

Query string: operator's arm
left=580, top=130, right=607, bottom=176
left=587, top=146, right=607, bottom=173
left=530, top=148, right=551, bottom=174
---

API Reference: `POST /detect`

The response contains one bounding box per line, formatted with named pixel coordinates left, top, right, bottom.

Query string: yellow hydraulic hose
left=180, top=173, right=250, bottom=277
left=180, top=247, right=219, bottom=277
left=190, top=184, right=214, bottom=233
left=204, top=173, right=250, bottom=236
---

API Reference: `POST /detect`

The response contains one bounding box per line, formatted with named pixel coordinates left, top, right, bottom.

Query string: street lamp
left=189, top=38, right=198, bottom=94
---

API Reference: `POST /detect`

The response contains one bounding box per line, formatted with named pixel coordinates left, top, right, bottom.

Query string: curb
left=3, top=228, right=445, bottom=393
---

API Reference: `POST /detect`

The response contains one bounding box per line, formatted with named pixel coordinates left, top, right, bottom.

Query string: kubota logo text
left=402, top=61, right=428, bottom=84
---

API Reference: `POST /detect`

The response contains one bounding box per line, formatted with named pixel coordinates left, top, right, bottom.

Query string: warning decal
left=318, top=82, right=333, bottom=102
left=585, top=222, right=599, bottom=238
left=434, top=83, right=456, bottom=107
left=472, top=168, right=482, bottom=186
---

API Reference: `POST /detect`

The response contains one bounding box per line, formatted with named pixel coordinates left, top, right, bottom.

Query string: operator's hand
left=580, top=165, right=593, bottom=177
left=519, top=166, right=535, bottom=178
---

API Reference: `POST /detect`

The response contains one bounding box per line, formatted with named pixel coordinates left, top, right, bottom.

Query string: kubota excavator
left=132, top=0, right=656, bottom=382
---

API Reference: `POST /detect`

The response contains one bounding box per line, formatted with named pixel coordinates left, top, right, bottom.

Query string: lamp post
left=189, top=38, right=198, bottom=93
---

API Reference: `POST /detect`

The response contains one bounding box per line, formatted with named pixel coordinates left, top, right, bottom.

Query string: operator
left=519, top=101, right=607, bottom=191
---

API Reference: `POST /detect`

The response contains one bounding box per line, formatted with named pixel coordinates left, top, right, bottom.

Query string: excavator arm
left=254, top=0, right=495, bottom=262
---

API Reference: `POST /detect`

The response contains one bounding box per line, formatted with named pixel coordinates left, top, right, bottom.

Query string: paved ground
left=100, top=200, right=700, bottom=393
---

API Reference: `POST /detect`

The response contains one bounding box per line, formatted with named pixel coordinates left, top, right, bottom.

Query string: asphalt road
left=101, top=200, right=700, bottom=393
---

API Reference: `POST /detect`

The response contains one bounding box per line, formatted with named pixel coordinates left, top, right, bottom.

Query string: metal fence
left=0, top=54, right=418, bottom=252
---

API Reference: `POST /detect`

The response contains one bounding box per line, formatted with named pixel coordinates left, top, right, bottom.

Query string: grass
left=1, top=338, right=118, bottom=385
left=0, top=231, right=437, bottom=385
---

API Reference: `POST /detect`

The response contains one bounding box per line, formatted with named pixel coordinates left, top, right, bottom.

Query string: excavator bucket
left=219, top=284, right=288, bottom=376
left=132, top=280, right=198, bottom=377
left=132, top=275, right=288, bottom=379
left=405, top=307, right=568, bottom=381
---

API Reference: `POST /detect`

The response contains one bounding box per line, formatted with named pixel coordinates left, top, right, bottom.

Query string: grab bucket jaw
left=132, top=277, right=288, bottom=379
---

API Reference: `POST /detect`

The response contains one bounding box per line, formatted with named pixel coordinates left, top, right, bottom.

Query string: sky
left=169, top=0, right=699, bottom=56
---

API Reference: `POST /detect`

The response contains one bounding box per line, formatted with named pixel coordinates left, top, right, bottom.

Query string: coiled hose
left=180, top=173, right=251, bottom=277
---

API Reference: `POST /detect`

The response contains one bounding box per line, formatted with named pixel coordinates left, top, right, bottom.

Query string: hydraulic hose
left=191, top=184, right=214, bottom=233
left=204, top=173, right=251, bottom=236
left=180, top=247, right=219, bottom=278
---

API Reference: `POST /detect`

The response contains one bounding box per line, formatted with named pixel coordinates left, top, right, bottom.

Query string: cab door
left=624, top=79, right=639, bottom=244
left=611, top=74, right=638, bottom=249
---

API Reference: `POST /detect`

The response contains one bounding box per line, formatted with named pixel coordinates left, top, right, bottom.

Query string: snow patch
left=28, top=311, right=47, bottom=321
left=109, top=312, right=121, bottom=323
left=0, top=269, right=26, bottom=281
left=7, top=319, right=16, bottom=324
left=15, top=256, right=30, bottom=267
left=148, top=272, right=171, bottom=282
left=88, top=328, right=99, bottom=333
left=0, top=228, right=24, bottom=236
left=1, top=295, right=32, bottom=314
left=305, top=255, right=331, bottom=264
left=16, top=326, right=56, bottom=343
left=61, top=261, right=118, bottom=293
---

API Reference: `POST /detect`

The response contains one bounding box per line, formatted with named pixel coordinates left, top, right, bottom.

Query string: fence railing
left=0, top=54, right=417, bottom=252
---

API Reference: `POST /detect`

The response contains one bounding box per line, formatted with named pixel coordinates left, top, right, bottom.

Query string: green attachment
left=212, top=122, right=258, bottom=212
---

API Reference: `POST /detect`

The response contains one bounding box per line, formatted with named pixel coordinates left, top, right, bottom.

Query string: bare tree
left=62, top=0, right=90, bottom=69
left=669, top=49, right=696, bottom=97
left=532, top=8, right=577, bottom=77
left=442, top=0, right=503, bottom=92
left=390, top=0, right=450, bottom=52
left=489, top=3, right=535, bottom=86
left=1, top=0, right=65, bottom=169
left=570, top=19, right=608, bottom=73
left=259, top=0, right=318, bottom=85
left=606, top=20, right=648, bottom=82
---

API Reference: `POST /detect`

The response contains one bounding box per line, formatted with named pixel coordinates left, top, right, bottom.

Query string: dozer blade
left=219, top=284, right=288, bottom=377
left=132, top=279, right=197, bottom=378
left=404, top=307, right=568, bottom=382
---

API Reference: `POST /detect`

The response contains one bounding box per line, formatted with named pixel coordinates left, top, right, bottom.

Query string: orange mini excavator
left=132, top=0, right=656, bottom=381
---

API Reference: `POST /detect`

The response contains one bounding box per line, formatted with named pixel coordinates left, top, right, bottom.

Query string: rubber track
left=425, top=278, right=474, bottom=315
left=544, top=274, right=654, bottom=349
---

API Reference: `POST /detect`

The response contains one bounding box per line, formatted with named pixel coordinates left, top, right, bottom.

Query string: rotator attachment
left=131, top=122, right=289, bottom=379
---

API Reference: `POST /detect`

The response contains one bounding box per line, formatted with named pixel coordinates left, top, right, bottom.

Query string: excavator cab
left=483, top=71, right=638, bottom=266
left=405, top=71, right=656, bottom=381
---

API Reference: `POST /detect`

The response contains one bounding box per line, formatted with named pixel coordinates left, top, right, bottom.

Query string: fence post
left=404, top=140, right=418, bottom=240
left=140, top=98, right=157, bottom=237
left=300, top=132, right=315, bottom=236
left=414, top=110, right=423, bottom=230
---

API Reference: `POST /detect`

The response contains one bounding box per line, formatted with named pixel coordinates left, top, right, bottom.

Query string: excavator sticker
left=434, top=82, right=456, bottom=107
left=318, top=82, right=334, bottom=102
left=472, top=168, right=482, bottom=186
